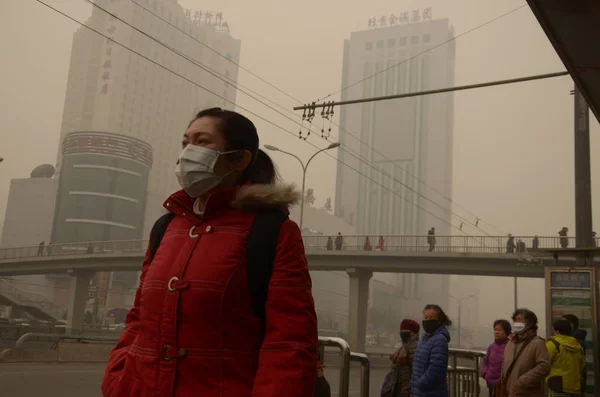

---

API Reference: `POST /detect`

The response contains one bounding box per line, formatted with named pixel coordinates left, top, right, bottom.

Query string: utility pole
left=457, top=303, right=462, bottom=348
left=513, top=277, right=518, bottom=312
left=573, top=84, right=594, bottom=265
left=451, top=294, right=474, bottom=348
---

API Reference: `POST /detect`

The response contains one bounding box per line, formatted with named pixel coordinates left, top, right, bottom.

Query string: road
left=0, top=363, right=104, bottom=397
left=0, top=362, right=488, bottom=397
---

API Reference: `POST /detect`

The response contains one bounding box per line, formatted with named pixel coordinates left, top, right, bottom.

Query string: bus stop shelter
left=530, top=247, right=600, bottom=396
left=526, top=0, right=600, bottom=122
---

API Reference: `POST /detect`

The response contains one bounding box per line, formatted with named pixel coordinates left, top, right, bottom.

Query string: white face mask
left=512, top=322, right=526, bottom=333
left=175, top=145, right=237, bottom=198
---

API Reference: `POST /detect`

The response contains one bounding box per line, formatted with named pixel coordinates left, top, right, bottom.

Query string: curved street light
left=264, top=142, right=340, bottom=230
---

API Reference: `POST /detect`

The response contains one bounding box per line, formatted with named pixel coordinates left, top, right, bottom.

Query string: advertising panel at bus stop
left=546, top=268, right=598, bottom=396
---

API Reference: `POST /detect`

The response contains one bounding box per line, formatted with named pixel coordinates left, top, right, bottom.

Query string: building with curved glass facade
left=51, top=131, right=152, bottom=244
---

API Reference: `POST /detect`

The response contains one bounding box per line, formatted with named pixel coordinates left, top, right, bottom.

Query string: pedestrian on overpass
left=559, top=227, right=569, bottom=248
left=101, top=108, right=318, bottom=397
left=481, top=319, right=511, bottom=397
left=499, top=308, right=549, bottom=397
left=334, top=232, right=343, bottom=250
left=410, top=304, right=451, bottom=397
left=427, top=228, right=436, bottom=252
left=506, top=235, right=516, bottom=254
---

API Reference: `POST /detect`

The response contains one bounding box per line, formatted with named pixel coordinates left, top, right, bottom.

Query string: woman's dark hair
left=493, top=319, right=511, bottom=335
left=190, top=108, right=278, bottom=184
left=423, top=304, right=452, bottom=327
left=512, top=308, right=538, bottom=331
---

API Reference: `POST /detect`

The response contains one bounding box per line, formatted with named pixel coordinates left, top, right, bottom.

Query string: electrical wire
left=315, top=4, right=528, bottom=102
left=329, top=118, right=507, bottom=235
left=32, top=0, right=478, bottom=234
left=79, top=0, right=477, bottom=233
left=122, top=0, right=504, bottom=234
left=129, top=0, right=304, bottom=106
left=85, top=0, right=300, bottom=123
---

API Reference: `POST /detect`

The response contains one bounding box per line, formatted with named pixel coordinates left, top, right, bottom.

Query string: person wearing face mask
left=101, top=108, right=318, bottom=397
left=481, top=319, right=511, bottom=396
left=499, top=308, right=549, bottom=397
left=382, top=319, right=420, bottom=397
left=410, top=304, right=452, bottom=397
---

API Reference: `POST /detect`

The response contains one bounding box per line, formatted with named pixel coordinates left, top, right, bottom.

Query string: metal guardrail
left=0, top=332, right=119, bottom=362
left=0, top=235, right=587, bottom=261
left=0, top=325, right=122, bottom=342
left=448, top=348, right=485, bottom=397
left=319, top=336, right=352, bottom=397
left=12, top=332, right=119, bottom=349
left=1, top=331, right=482, bottom=397
left=350, top=352, right=370, bottom=397
left=370, top=347, right=485, bottom=397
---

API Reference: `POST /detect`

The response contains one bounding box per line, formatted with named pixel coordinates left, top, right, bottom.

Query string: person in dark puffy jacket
left=482, top=319, right=511, bottom=396
left=101, top=108, right=318, bottom=397
left=410, top=304, right=451, bottom=397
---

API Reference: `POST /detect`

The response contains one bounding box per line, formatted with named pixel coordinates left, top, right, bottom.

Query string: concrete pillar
left=66, top=271, right=93, bottom=330
left=347, top=268, right=372, bottom=353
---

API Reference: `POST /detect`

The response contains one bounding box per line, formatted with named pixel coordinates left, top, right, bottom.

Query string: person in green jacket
left=546, top=319, right=586, bottom=397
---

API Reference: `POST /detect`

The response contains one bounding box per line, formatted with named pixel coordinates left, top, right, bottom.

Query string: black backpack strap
left=148, top=213, right=175, bottom=261
left=246, top=209, right=289, bottom=319
left=548, top=337, right=561, bottom=353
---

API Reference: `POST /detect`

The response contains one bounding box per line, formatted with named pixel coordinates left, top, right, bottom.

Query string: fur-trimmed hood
left=164, top=183, right=301, bottom=216
left=232, top=183, right=301, bottom=210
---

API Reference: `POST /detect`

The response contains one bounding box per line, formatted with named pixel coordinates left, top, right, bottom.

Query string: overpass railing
left=0, top=279, right=66, bottom=320
left=0, top=235, right=582, bottom=261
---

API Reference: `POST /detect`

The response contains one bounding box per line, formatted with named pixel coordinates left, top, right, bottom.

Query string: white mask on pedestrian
left=512, top=322, right=526, bottom=333
left=175, top=145, right=237, bottom=198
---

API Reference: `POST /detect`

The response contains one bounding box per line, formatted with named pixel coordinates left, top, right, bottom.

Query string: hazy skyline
left=1, top=0, right=599, bottom=240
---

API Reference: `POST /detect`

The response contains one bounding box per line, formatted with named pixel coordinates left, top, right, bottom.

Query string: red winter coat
left=101, top=184, right=318, bottom=397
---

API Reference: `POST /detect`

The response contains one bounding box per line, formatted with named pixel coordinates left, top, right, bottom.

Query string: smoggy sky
left=1, top=0, right=599, bottom=239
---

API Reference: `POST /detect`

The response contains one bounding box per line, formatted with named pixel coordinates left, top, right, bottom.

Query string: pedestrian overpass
left=0, top=234, right=586, bottom=351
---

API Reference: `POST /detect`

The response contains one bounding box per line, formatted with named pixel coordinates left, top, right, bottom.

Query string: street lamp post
left=450, top=293, right=475, bottom=348
left=264, top=142, right=340, bottom=231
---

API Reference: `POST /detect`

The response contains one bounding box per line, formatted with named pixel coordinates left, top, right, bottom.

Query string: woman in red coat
left=101, top=108, right=318, bottom=397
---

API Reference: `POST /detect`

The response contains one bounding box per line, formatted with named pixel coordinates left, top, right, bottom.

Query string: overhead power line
left=86, top=0, right=483, bottom=234
left=32, top=0, right=470, bottom=235
left=327, top=117, right=507, bottom=234
left=315, top=4, right=528, bottom=102
left=127, top=0, right=507, bottom=235
left=295, top=71, right=570, bottom=110
left=128, top=0, right=304, bottom=105
left=85, top=0, right=297, bottom=122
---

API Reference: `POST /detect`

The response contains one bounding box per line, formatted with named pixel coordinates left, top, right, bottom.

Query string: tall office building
left=57, top=0, right=241, bottom=231
left=335, top=15, right=455, bottom=237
